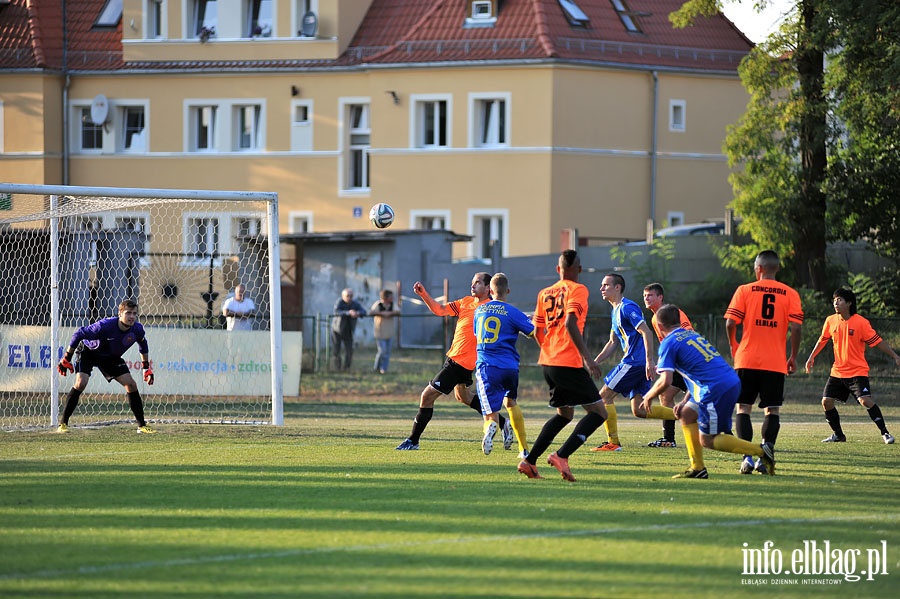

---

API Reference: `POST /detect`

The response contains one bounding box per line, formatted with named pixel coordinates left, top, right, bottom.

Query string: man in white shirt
left=222, top=284, right=256, bottom=331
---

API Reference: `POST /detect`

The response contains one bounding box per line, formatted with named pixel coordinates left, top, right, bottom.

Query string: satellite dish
left=90, top=94, right=109, bottom=125
left=300, top=11, right=317, bottom=37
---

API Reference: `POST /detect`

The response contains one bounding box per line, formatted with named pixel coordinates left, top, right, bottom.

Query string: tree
left=671, top=1, right=831, bottom=291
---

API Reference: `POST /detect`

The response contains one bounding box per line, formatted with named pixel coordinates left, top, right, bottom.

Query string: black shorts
left=735, top=368, right=784, bottom=408
left=823, top=376, right=871, bottom=402
left=671, top=371, right=688, bottom=392
left=429, top=358, right=474, bottom=395
left=542, top=365, right=601, bottom=408
left=76, top=352, right=130, bottom=382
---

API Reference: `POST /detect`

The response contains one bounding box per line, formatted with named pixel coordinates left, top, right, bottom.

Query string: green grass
left=2, top=348, right=899, bottom=598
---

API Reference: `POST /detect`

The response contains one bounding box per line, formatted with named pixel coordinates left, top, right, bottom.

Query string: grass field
left=2, top=348, right=899, bottom=598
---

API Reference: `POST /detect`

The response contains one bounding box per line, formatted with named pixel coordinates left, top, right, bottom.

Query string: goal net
left=0, top=183, right=287, bottom=430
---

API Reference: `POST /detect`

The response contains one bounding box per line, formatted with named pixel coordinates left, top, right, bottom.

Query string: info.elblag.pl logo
left=741, top=540, right=889, bottom=585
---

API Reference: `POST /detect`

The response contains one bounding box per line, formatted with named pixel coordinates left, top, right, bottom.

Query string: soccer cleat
left=821, top=433, right=846, bottom=443
left=501, top=419, right=514, bottom=451
left=647, top=437, right=677, bottom=448
left=883, top=433, right=895, bottom=445
left=590, top=442, right=623, bottom=452
left=759, top=443, right=776, bottom=476
left=136, top=425, right=156, bottom=434
left=395, top=438, right=419, bottom=451
left=754, top=458, right=768, bottom=475
left=482, top=421, right=498, bottom=455
left=517, top=460, right=543, bottom=479
left=672, top=467, right=709, bottom=479
left=547, top=452, right=576, bottom=482
left=740, top=456, right=755, bottom=475
left=56, top=423, right=68, bottom=433
left=518, top=449, right=529, bottom=460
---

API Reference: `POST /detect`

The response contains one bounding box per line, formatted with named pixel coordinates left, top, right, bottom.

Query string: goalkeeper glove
left=142, top=361, right=154, bottom=385
left=57, top=357, right=74, bottom=376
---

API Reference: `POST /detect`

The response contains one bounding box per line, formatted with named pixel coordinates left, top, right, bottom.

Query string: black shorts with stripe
left=542, top=365, right=601, bottom=408
left=429, top=357, right=474, bottom=395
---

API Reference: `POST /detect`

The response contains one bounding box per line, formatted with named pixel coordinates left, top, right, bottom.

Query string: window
left=187, top=216, right=220, bottom=261
left=669, top=99, right=686, bottom=132
left=235, top=105, right=261, bottom=150
left=411, top=210, right=450, bottom=231
left=193, top=0, right=218, bottom=38
left=289, top=211, right=313, bottom=233
left=465, top=1, right=497, bottom=27
left=189, top=105, right=217, bottom=151
left=291, top=100, right=313, bottom=151
left=412, top=96, right=450, bottom=148
left=147, top=0, right=165, bottom=38
left=122, top=106, right=146, bottom=152
left=468, top=210, right=508, bottom=261
left=294, top=0, right=318, bottom=36
left=610, top=0, right=641, bottom=33
left=80, top=108, right=104, bottom=151
left=470, top=94, right=509, bottom=147
left=246, top=0, right=274, bottom=37
left=667, top=211, right=685, bottom=227
left=346, top=103, right=370, bottom=189
left=71, top=213, right=151, bottom=266
left=558, top=0, right=589, bottom=27
left=95, top=0, right=123, bottom=28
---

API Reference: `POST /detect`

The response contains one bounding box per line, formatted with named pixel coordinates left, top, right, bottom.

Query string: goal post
left=0, top=183, right=286, bottom=429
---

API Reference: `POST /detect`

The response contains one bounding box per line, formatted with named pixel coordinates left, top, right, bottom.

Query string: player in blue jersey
left=590, top=273, right=656, bottom=451
left=640, top=304, right=775, bottom=478
left=473, top=273, right=534, bottom=457
left=56, top=299, right=156, bottom=434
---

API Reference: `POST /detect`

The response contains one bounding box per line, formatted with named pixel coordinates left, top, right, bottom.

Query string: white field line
left=2, top=514, right=897, bottom=581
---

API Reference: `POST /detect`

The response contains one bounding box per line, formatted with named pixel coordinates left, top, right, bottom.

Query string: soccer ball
left=369, top=203, right=395, bottom=229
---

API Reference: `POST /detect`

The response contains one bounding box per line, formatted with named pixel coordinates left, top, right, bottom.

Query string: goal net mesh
left=0, top=187, right=286, bottom=430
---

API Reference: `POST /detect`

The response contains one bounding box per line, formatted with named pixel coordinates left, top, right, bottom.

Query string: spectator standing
left=332, top=288, right=366, bottom=371
left=370, top=289, right=400, bottom=374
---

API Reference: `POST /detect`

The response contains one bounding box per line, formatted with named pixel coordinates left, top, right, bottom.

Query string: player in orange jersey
left=395, top=272, right=512, bottom=450
left=642, top=283, right=692, bottom=448
left=517, top=250, right=607, bottom=482
left=805, top=288, right=900, bottom=444
left=725, top=250, right=803, bottom=474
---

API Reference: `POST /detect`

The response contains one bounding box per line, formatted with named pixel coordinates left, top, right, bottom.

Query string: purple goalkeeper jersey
left=68, top=317, right=149, bottom=358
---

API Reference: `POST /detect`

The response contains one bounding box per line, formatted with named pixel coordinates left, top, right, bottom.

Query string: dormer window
left=94, top=0, right=123, bottom=28
left=558, top=0, right=589, bottom=27
left=465, top=0, right=497, bottom=28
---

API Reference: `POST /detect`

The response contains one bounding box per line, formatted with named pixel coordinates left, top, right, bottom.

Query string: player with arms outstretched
left=56, top=299, right=156, bottom=433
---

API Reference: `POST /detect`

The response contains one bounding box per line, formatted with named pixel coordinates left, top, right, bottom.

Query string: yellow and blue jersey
left=612, top=298, right=647, bottom=366
left=657, top=328, right=739, bottom=402
left=474, top=300, right=535, bottom=370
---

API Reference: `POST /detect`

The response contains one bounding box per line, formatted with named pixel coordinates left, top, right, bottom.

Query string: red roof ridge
left=362, top=0, right=449, bottom=63
left=530, top=0, right=557, bottom=58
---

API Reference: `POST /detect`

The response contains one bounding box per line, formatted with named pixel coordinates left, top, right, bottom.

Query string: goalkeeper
left=56, top=299, right=156, bottom=434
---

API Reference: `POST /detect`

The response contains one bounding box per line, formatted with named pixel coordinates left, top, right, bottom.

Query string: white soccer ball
left=369, top=203, right=395, bottom=229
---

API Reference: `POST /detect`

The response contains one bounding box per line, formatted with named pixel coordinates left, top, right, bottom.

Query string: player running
left=473, top=273, right=534, bottom=457
left=395, top=273, right=514, bottom=451
left=518, top=250, right=607, bottom=482
left=641, top=304, right=775, bottom=478
left=56, top=299, right=156, bottom=433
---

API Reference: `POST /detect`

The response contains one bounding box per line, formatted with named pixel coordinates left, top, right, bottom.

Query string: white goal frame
left=0, top=183, right=284, bottom=427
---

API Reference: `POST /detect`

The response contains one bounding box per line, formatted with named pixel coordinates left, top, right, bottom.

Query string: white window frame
left=145, top=0, right=167, bottom=39
left=410, top=94, right=452, bottom=149
left=410, top=209, right=451, bottom=231
left=290, top=99, right=313, bottom=151
left=230, top=213, right=264, bottom=255
left=468, top=92, right=510, bottom=148
left=339, top=98, right=371, bottom=194
left=289, top=210, right=314, bottom=233
left=234, top=103, right=263, bottom=151
left=187, top=104, right=217, bottom=152
left=95, top=0, right=124, bottom=27
left=71, top=211, right=152, bottom=267
left=244, top=0, right=275, bottom=37
left=71, top=99, right=149, bottom=154
left=191, top=0, right=218, bottom=39
left=467, top=209, right=509, bottom=260
left=184, top=99, right=265, bottom=152
left=182, top=213, right=222, bottom=266
left=74, top=105, right=105, bottom=153
left=610, top=0, right=640, bottom=33
left=667, top=211, right=685, bottom=227
left=293, top=0, right=319, bottom=37
left=118, top=103, right=149, bottom=153
left=669, top=99, right=686, bottom=132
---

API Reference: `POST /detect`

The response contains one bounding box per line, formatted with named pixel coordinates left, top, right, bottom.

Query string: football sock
left=824, top=407, right=844, bottom=437
left=663, top=418, right=676, bottom=442
left=527, top=414, right=571, bottom=464
left=557, top=412, right=606, bottom=458
left=127, top=391, right=146, bottom=427
left=61, top=388, right=83, bottom=425
left=683, top=421, right=705, bottom=470
left=735, top=412, right=752, bottom=442
left=761, top=414, right=780, bottom=445
left=866, top=405, right=889, bottom=435
left=469, top=396, right=507, bottom=431
left=409, top=407, right=434, bottom=444
left=506, top=403, right=528, bottom=453
left=648, top=405, right=675, bottom=420
left=712, top=433, right=762, bottom=457
left=603, top=403, right=619, bottom=445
